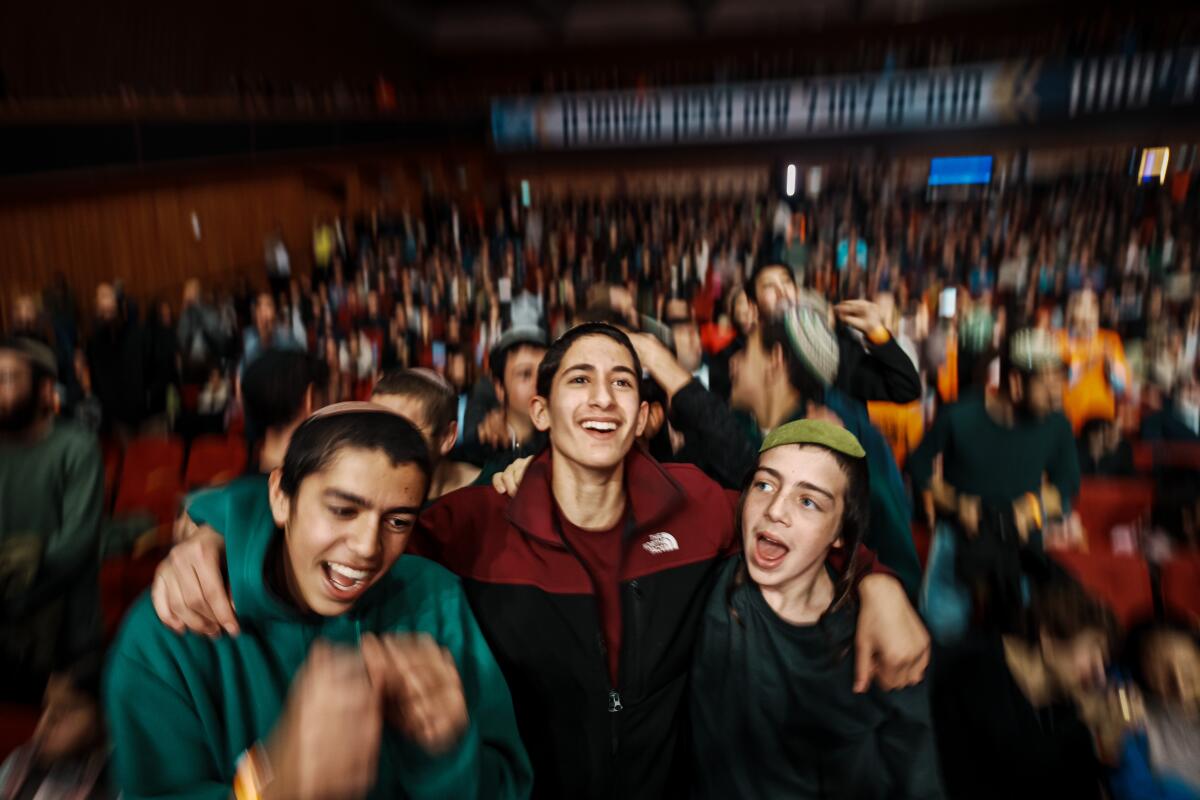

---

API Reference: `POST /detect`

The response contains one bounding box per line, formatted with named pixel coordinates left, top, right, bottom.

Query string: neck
left=1002, top=636, right=1055, bottom=707
left=757, top=382, right=803, bottom=433
left=258, top=423, right=299, bottom=472
left=428, top=459, right=476, bottom=500
left=551, top=450, right=627, bottom=530
left=505, top=408, right=535, bottom=445
left=758, top=562, right=835, bottom=625
left=986, top=391, right=1016, bottom=427
left=0, top=414, right=51, bottom=444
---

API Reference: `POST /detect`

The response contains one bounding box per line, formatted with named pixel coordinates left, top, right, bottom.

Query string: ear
left=644, top=402, right=665, bottom=439
left=268, top=468, right=292, bottom=528
left=634, top=400, right=650, bottom=438
left=302, top=384, right=316, bottom=417
left=530, top=394, right=552, bottom=433
left=438, top=420, right=458, bottom=458
left=493, top=378, right=507, bottom=407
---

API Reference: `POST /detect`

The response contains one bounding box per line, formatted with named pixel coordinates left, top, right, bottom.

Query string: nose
left=764, top=491, right=791, bottom=527
left=343, top=515, right=381, bottom=563
left=588, top=376, right=616, bottom=408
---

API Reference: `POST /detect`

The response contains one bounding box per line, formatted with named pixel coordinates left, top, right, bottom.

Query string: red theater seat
left=184, top=434, right=247, bottom=488
left=0, top=704, right=39, bottom=760
left=1160, top=554, right=1200, bottom=623
left=1051, top=550, right=1154, bottom=628
left=1076, top=478, right=1155, bottom=552
left=113, top=436, right=185, bottom=525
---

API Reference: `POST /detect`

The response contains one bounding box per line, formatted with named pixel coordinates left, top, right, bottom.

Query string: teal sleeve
left=105, top=642, right=231, bottom=800
left=391, top=580, right=533, bottom=799
left=183, top=486, right=230, bottom=533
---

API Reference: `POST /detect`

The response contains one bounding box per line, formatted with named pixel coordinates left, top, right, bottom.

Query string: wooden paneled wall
left=0, top=150, right=494, bottom=324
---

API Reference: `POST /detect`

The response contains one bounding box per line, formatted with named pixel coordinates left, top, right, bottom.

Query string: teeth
left=582, top=421, right=618, bottom=431
left=327, top=562, right=370, bottom=582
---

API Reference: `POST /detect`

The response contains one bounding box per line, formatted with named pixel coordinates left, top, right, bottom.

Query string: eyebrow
left=562, top=363, right=639, bottom=379
left=321, top=488, right=420, bottom=516
left=754, top=467, right=835, bottom=501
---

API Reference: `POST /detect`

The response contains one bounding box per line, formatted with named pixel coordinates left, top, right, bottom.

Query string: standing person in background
left=85, top=283, right=148, bottom=440
left=263, top=224, right=291, bottom=300
left=1061, top=288, right=1130, bottom=434
left=144, top=299, right=180, bottom=434
left=0, top=338, right=103, bottom=707
left=908, top=328, right=1080, bottom=644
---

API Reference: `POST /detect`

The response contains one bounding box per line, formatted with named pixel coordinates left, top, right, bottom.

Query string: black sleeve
left=839, top=332, right=922, bottom=404
left=668, top=379, right=759, bottom=489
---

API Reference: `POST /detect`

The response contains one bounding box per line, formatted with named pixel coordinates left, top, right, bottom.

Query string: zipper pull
left=608, top=691, right=623, bottom=713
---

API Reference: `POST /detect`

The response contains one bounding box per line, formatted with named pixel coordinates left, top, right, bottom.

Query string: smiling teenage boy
left=105, top=405, right=531, bottom=800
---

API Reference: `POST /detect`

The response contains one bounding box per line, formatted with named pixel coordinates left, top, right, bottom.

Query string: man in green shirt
left=107, top=405, right=532, bottom=799
left=0, top=336, right=104, bottom=702
left=907, top=328, right=1081, bottom=643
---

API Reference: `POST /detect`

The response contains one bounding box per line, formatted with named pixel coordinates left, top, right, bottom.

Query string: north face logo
left=643, top=532, right=679, bottom=554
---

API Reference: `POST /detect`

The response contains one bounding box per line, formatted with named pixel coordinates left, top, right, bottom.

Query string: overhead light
left=785, top=164, right=796, bottom=197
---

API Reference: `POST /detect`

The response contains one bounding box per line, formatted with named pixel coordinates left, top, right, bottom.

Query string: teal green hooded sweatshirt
left=104, top=476, right=532, bottom=800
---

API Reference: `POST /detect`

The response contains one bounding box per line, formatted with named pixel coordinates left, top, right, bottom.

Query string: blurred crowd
left=2, top=156, right=1200, bottom=799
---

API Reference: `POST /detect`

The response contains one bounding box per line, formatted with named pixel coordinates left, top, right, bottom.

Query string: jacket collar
left=506, top=444, right=686, bottom=547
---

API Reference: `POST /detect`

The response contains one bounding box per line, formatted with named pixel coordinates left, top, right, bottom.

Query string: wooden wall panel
left=0, top=157, right=434, bottom=323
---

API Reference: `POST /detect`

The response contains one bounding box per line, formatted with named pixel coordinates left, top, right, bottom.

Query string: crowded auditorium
left=2, top=0, right=1200, bottom=797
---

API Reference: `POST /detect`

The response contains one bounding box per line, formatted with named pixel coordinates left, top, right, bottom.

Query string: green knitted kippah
left=759, top=419, right=866, bottom=459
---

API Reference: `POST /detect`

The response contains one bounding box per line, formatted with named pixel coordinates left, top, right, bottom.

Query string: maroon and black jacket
left=412, top=446, right=879, bottom=800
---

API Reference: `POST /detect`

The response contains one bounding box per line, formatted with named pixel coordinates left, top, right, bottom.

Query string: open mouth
left=580, top=419, right=620, bottom=438
left=320, top=561, right=375, bottom=602
left=752, top=533, right=790, bottom=570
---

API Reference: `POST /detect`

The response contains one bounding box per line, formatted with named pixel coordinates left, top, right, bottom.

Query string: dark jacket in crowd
left=931, top=635, right=1106, bottom=800
left=85, top=318, right=148, bottom=430
left=835, top=327, right=922, bottom=404
left=1140, top=409, right=1200, bottom=442
left=144, top=320, right=179, bottom=417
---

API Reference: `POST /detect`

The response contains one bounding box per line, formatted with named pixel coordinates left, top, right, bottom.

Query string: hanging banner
left=491, top=49, right=1200, bottom=151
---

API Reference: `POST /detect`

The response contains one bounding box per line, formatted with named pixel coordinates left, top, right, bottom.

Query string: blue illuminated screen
left=928, top=156, right=993, bottom=186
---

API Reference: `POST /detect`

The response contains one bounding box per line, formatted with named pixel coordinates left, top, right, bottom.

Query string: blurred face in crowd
left=1140, top=630, right=1200, bottom=715
left=742, top=444, right=847, bottom=594
left=446, top=350, right=467, bottom=393
left=366, top=290, right=380, bottom=318
left=732, top=290, right=755, bottom=336
left=753, top=265, right=796, bottom=317
left=666, top=300, right=702, bottom=374
left=1040, top=627, right=1110, bottom=695
left=1016, top=366, right=1065, bottom=418
left=532, top=334, right=648, bottom=472
left=254, top=293, right=276, bottom=334
left=497, top=344, right=546, bottom=427
left=269, top=448, right=426, bottom=616
left=1069, top=290, right=1099, bottom=337
left=182, top=279, right=201, bottom=307
left=371, top=393, right=456, bottom=465
left=729, top=331, right=774, bottom=415
left=13, top=295, right=37, bottom=329
left=0, top=351, right=40, bottom=433
left=95, top=284, right=118, bottom=322
left=34, top=676, right=101, bottom=766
